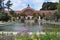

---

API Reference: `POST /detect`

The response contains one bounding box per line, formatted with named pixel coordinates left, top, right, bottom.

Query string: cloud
left=31, top=0, right=44, bottom=10
left=44, top=0, right=59, bottom=2
left=49, top=0, right=59, bottom=2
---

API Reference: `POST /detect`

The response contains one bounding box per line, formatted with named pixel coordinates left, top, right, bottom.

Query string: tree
left=41, top=2, right=58, bottom=10
left=54, top=12, right=60, bottom=21
left=5, top=0, right=13, bottom=20
left=9, top=10, right=16, bottom=16
left=42, top=13, right=45, bottom=18
left=20, top=13, right=27, bottom=17
left=39, top=13, right=45, bottom=19
left=57, top=4, right=60, bottom=12
left=5, top=0, right=12, bottom=11
left=57, top=3, right=60, bottom=21
left=0, top=12, right=10, bottom=21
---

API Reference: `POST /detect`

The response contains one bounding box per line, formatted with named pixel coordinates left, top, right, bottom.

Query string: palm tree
left=5, top=0, right=12, bottom=11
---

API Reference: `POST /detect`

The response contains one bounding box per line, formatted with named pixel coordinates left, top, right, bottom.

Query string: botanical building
left=15, top=5, right=55, bottom=20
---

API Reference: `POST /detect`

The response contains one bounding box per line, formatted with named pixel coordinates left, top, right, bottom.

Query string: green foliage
left=9, top=10, right=14, bottom=15
left=21, top=34, right=31, bottom=40
left=0, top=32, right=60, bottom=40
left=33, top=13, right=36, bottom=17
left=16, top=34, right=32, bottom=40
left=16, top=34, right=21, bottom=39
left=39, top=13, right=45, bottom=19
left=57, top=4, right=60, bottom=12
left=40, top=32, right=60, bottom=40
left=9, top=10, right=17, bottom=17
left=54, top=12, right=60, bottom=17
left=33, top=33, right=38, bottom=39
left=41, top=2, right=58, bottom=10
left=20, top=13, right=27, bottom=16
left=54, top=12, right=60, bottom=21
left=42, top=13, right=45, bottom=17
left=0, top=12, right=10, bottom=21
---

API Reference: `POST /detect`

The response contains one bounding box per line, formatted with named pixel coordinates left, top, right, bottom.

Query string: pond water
left=0, top=22, right=60, bottom=32
left=0, top=22, right=44, bottom=32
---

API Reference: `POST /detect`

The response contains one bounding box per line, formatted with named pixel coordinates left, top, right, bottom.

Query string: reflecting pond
left=0, top=22, right=60, bottom=32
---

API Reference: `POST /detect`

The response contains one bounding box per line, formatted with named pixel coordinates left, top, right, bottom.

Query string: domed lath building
left=15, top=4, right=55, bottom=20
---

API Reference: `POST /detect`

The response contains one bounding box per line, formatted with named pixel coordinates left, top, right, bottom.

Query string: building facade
left=15, top=5, right=55, bottom=20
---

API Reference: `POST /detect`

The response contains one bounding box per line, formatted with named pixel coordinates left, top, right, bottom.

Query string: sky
left=4, top=0, right=59, bottom=10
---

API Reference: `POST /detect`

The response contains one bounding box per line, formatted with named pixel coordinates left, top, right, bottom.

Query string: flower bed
left=0, top=32, right=60, bottom=40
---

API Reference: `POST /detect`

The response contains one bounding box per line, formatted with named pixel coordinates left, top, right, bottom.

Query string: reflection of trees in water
left=0, top=22, right=44, bottom=32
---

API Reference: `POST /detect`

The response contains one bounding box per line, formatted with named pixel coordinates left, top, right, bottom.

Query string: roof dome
left=21, top=4, right=35, bottom=12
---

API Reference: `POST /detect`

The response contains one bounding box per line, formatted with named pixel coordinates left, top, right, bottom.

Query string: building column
left=38, top=16, right=41, bottom=20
